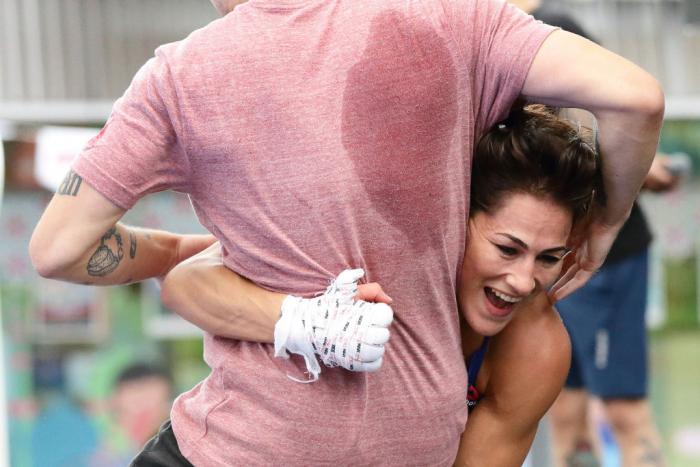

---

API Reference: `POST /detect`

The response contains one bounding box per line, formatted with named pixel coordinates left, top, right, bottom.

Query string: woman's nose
left=505, top=261, right=537, bottom=296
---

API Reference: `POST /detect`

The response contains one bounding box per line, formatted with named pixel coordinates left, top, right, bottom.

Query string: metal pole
left=0, top=137, right=10, bottom=467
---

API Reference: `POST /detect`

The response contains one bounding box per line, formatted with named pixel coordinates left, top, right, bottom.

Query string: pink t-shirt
left=73, top=1, right=553, bottom=464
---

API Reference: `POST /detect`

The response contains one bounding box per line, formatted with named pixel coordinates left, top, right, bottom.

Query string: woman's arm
left=160, top=244, right=394, bottom=379
left=161, top=242, right=393, bottom=341
left=161, top=242, right=284, bottom=341
left=454, top=293, right=571, bottom=466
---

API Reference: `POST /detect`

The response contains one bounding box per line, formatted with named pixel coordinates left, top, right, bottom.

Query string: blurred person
left=29, top=0, right=663, bottom=464
left=88, top=364, right=174, bottom=467
left=549, top=156, right=676, bottom=467
left=507, top=2, right=672, bottom=466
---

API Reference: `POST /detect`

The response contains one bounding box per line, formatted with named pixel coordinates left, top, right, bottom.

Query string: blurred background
left=0, top=0, right=699, bottom=466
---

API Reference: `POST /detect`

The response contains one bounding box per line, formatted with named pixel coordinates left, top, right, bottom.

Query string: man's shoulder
left=154, top=14, right=236, bottom=71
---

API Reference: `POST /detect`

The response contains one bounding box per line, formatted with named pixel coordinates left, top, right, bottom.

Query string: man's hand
left=549, top=219, right=624, bottom=302
left=550, top=151, right=683, bottom=302
left=274, top=269, right=394, bottom=382
left=523, top=29, right=663, bottom=301
left=154, top=234, right=217, bottom=283
left=176, top=234, right=218, bottom=262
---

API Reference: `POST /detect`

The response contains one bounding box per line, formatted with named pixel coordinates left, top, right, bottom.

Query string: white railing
left=0, top=0, right=217, bottom=102
left=0, top=0, right=699, bottom=121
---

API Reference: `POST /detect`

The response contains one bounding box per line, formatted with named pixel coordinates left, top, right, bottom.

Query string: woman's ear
left=562, top=214, right=590, bottom=274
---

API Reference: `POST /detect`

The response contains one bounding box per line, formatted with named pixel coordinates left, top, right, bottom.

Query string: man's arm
left=522, top=30, right=665, bottom=300
left=454, top=294, right=571, bottom=466
left=29, top=170, right=214, bottom=285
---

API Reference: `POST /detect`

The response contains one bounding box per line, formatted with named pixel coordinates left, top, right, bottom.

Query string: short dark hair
left=114, top=363, right=172, bottom=387
left=470, top=103, right=602, bottom=228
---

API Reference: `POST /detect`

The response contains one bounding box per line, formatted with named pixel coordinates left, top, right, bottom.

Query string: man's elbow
left=28, top=230, right=78, bottom=280
left=29, top=236, right=60, bottom=279
left=643, top=78, right=665, bottom=121
left=631, top=74, right=665, bottom=124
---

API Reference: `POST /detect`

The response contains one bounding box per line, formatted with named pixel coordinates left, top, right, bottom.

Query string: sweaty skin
left=456, top=292, right=570, bottom=467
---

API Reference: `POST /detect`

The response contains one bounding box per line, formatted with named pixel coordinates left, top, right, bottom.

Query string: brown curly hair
left=471, top=103, right=603, bottom=229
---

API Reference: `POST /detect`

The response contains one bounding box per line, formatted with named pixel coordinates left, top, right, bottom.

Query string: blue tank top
left=466, top=337, right=490, bottom=412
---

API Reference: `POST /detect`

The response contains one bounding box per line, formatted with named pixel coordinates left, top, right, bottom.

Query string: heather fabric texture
left=73, top=1, right=554, bottom=464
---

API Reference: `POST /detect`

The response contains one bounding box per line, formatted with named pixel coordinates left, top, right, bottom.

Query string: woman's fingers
left=367, top=302, right=393, bottom=327
left=357, top=342, right=386, bottom=363
left=352, top=357, right=383, bottom=373
left=357, top=282, right=393, bottom=304
left=364, top=325, right=390, bottom=346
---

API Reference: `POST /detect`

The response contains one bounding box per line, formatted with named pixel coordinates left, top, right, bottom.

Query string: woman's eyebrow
left=496, top=233, right=527, bottom=248
left=496, top=233, right=569, bottom=255
left=542, top=246, right=571, bottom=256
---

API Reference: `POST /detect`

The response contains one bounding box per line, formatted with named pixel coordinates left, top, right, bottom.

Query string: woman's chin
left=465, top=313, right=509, bottom=337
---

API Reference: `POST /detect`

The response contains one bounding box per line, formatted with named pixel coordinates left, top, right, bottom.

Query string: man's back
left=72, top=1, right=552, bottom=464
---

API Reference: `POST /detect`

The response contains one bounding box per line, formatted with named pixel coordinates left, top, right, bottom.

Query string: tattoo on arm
left=129, top=232, right=137, bottom=259
left=87, top=227, right=124, bottom=276
left=57, top=170, right=83, bottom=196
left=638, top=437, right=664, bottom=466
left=566, top=440, right=599, bottom=467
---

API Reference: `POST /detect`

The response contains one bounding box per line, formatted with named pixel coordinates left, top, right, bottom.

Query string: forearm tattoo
left=87, top=227, right=124, bottom=276
left=638, top=437, right=664, bottom=466
left=565, top=440, right=599, bottom=467
left=129, top=232, right=137, bottom=259
left=57, top=170, right=82, bottom=196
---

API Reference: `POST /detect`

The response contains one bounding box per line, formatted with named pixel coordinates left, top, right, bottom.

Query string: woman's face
left=459, top=192, right=572, bottom=336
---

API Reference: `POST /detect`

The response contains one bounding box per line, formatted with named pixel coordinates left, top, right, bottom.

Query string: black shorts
left=130, top=420, right=194, bottom=467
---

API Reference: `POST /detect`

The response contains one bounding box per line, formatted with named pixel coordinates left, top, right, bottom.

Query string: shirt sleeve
left=439, top=0, right=556, bottom=138
left=72, top=46, right=191, bottom=209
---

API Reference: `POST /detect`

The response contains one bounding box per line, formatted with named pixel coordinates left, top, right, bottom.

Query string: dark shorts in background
left=556, top=250, right=649, bottom=399
left=130, top=420, right=194, bottom=467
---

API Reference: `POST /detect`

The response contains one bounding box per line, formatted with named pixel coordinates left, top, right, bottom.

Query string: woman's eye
left=539, top=255, right=562, bottom=265
left=496, top=245, right=517, bottom=256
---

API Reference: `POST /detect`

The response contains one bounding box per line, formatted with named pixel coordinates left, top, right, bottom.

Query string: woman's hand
left=356, top=282, right=393, bottom=304
left=274, top=269, right=394, bottom=382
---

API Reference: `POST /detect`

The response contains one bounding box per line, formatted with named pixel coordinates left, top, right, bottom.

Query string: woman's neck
left=460, top=317, right=485, bottom=358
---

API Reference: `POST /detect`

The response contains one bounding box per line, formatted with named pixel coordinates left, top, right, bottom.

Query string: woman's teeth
left=492, top=289, right=520, bottom=303
left=485, top=287, right=521, bottom=310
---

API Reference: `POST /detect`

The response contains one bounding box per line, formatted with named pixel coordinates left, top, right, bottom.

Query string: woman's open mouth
left=484, top=287, right=521, bottom=317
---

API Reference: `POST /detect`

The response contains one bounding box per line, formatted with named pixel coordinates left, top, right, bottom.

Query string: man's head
left=508, top=0, right=541, bottom=14
left=111, top=364, right=173, bottom=444
left=210, top=0, right=244, bottom=15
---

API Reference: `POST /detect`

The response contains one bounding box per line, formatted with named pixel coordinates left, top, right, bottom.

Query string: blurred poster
left=33, top=126, right=99, bottom=192
left=32, top=278, right=108, bottom=344
left=141, top=279, right=202, bottom=340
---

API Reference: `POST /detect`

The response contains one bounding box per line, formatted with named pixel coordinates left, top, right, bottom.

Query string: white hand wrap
left=273, top=269, right=393, bottom=383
